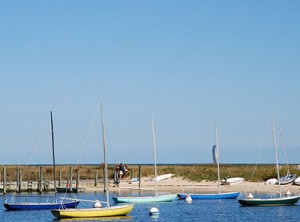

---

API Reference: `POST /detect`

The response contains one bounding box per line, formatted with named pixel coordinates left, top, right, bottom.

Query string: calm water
left=1, top=192, right=300, bottom=222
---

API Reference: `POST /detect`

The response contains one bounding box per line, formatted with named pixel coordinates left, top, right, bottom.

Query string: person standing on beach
left=114, top=166, right=120, bottom=186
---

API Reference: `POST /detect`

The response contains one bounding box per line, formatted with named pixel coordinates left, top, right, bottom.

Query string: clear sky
left=1, top=1, right=300, bottom=165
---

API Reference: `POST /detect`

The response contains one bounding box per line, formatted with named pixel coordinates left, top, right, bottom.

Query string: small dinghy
left=220, top=177, right=244, bottom=185
left=293, top=176, right=300, bottom=185
left=276, top=172, right=297, bottom=185
left=265, top=178, right=277, bottom=185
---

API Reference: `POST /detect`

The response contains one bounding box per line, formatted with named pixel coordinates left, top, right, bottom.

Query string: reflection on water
left=149, top=214, right=159, bottom=222
left=54, top=216, right=133, bottom=222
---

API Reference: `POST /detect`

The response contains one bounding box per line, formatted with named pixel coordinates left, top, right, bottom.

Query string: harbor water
left=1, top=192, right=300, bottom=222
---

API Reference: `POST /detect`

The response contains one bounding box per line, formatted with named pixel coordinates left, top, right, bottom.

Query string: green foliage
left=1, top=164, right=300, bottom=182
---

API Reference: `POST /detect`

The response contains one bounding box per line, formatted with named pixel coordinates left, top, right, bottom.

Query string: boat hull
left=152, top=174, right=174, bottom=181
left=276, top=174, right=297, bottom=185
left=220, top=177, right=245, bottom=185
left=177, top=192, right=240, bottom=200
left=51, top=204, right=134, bottom=218
left=265, top=178, right=277, bottom=185
left=238, top=196, right=300, bottom=206
left=4, top=201, right=80, bottom=211
left=112, top=194, right=177, bottom=203
left=294, top=176, right=300, bottom=185
left=56, top=187, right=78, bottom=193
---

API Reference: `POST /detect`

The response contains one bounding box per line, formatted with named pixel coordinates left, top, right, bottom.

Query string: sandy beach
left=84, top=176, right=300, bottom=196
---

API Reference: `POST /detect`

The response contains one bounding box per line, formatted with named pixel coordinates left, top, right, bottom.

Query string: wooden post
left=76, top=170, right=80, bottom=189
left=95, top=170, right=98, bottom=187
left=138, top=165, right=142, bottom=189
left=130, top=169, right=133, bottom=179
left=103, top=164, right=106, bottom=193
left=59, top=170, right=62, bottom=187
left=19, top=170, right=22, bottom=193
left=3, top=166, right=6, bottom=194
left=16, top=167, right=19, bottom=193
left=39, top=166, right=43, bottom=193
left=69, top=166, right=73, bottom=190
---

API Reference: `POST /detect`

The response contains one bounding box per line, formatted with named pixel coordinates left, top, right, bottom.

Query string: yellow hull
left=51, top=204, right=134, bottom=218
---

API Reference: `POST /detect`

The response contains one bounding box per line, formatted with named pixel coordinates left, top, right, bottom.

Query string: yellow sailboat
left=51, top=102, right=134, bottom=218
left=51, top=204, right=134, bottom=218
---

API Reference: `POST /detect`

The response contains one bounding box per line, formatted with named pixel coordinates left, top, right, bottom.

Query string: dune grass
left=1, top=164, right=300, bottom=183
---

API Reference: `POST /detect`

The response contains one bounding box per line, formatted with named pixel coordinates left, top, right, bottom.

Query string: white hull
left=152, top=174, right=173, bottom=181
left=221, top=177, right=244, bottom=185
left=294, top=177, right=300, bottom=185
left=265, top=178, right=277, bottom=185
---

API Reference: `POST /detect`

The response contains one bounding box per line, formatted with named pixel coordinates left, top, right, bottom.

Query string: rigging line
left=73, top=103, right=101, bottom=170
left=104, top=125, right=114, bottom=164
left=24, top=113, right=50, bottom=170
left=53, top=104, right=100, bottom=197
left=101, top=111, right=122, bottom=165
left=11, top=113, right=50, bottom=197
left=251, top=116, right=271, bottom=181
left=186, top=143, right=204, bottom=179
left=187, top=164, right=196, bottom=178
left=186, top=133, right=206, bottom=179
left=56, top=151, right=70, bottom=184
left=279, top=129, right=290, bottom=173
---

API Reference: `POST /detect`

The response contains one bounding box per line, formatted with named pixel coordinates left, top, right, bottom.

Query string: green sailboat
left=238, top=195, right=299, bottom=206
left=238, top=117, right=300, bottom=206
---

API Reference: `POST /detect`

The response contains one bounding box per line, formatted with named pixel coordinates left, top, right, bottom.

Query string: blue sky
left=0, top=1, right=300, bottom=165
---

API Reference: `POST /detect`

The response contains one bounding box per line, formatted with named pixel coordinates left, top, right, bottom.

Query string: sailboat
left=275, top=130, right=297, bottom=185
left=51, top=102, right=134, bottom=218
left=3, top=111, right=80, bottom=211
left=277, top=172, right=297, bottom=185
left=238, top=118, right=300, bottom=206
left=177, top=122, right=240, bottom=200
left=112, top=117, right=177, bottom=204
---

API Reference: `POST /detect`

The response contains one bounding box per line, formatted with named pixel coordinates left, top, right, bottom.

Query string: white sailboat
left=275, top=130, right=297, bottom=185
left=112, top=117, right=176, bottom=203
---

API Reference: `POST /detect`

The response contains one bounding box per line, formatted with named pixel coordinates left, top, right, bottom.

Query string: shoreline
left=88, top=177, right=300, bottom=195
left=2, top=176, right=300, bottom=195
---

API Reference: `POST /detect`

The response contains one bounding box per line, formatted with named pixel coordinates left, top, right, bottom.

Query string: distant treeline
left=1, top=164, right=299, bottom=182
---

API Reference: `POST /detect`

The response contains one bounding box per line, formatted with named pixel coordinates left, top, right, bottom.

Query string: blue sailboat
left=3, top=112, right=80, bottom=211
left=177, top=122, right=240, bottom=200
left=177, top=191, right=240, bottom=200
left=4, top=195, right=80, bottom=211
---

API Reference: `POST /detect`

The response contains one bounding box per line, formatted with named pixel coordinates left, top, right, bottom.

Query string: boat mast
left=151, top=117, right=158, bottom=197
left=272, top=117, right=282, bottom=198
left=215, top=121, right=221, bottom=194
left=101, top=102, right=110, bottom=207
left=50, top=111, right=57, bottom=193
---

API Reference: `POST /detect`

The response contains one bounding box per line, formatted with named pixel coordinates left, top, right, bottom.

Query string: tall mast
left=50, top=111, right=56, bottom=193
left=272, top=117, right=282, bottom=197
left=215, top=120, right=221, bottom=194
left=151, top=117, right=158, bottom=197
left=101, top=102, right=110, bottom=207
